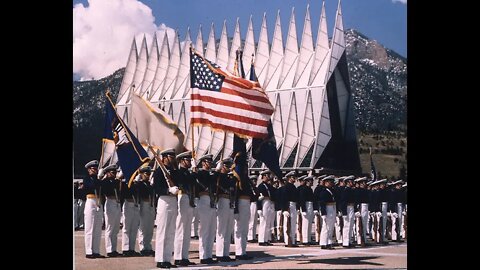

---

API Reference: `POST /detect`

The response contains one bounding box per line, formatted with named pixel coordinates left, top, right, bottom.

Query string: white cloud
left=73, top=0, right=175, bottom=81
left=392, top=0, right=407, bottom=4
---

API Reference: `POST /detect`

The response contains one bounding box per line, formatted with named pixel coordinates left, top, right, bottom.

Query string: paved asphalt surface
left=74, top=228, right=407, bottom=269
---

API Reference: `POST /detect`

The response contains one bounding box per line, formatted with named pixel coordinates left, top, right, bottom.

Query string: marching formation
left=74, top=152, right=407, bottom=269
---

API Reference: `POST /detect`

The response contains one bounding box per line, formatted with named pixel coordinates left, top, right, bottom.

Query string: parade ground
left=74, top=229, right=407, bottom=270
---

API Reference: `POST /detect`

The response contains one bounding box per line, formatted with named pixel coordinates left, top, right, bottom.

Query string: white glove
left=134, top=174, right=141, bottom=182
left=215, top=161, right=223, bottom=171
left=321, top=215, right=327, bottom=223
left=259, top=194, right=264, bottom=200
left=392, top=212, right=398, bottom=219
left=355, top=212, right=361, bottom=218
left=282, top=211, right=290, bottom=218
left=97, top=168, right=105, bottom=179
left=191, top=158, right=197, bottom=168
left=313, top=210, right=319, bottom=216
left=168, top=186, right=179, bottom=195
left=376, top=212, right=382, bottom=218
left=257, top=210, right=263, bottom=217
left=301, top=211, right=308, bottom=218
left=387, top=212, right=392, bottom=217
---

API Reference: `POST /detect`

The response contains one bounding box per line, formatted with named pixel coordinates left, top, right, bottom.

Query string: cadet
left=121, top=167, right=141, bottom=257
left=173, top=151, right=196, bottom=266
left=247, top=175, right=259, bottom=243
left=101, top=164, right=122, bottom=257
left=333, top=177, right=345, bottom=246
left=340, top=176, right=356, bottom=248
left=274, top=177, right=286, bottom=243
left=389, top=180, right=404, bottom=242
left=82, top=160, right=104, bottom=259
left=318, top=175, right=336, bottom=249
left=281, top=171, right=299, bottom=247
left=257, top=170, right=276, bottom=246
left=137, top=166, right=156, bottom=256
left=233, top=165, right=255, bottom=260
left=298, top=175, right=315, bottom=245
left=214, top=158, right=236, bottom=261
left=354, top=177, right=369, bottom=246
left=153, top=148, right=180, bottom=268
left=195, top=154, right=218, bottom=264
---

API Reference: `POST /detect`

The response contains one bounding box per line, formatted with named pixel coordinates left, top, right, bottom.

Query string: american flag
left=190, top=48, right=274, bottom=139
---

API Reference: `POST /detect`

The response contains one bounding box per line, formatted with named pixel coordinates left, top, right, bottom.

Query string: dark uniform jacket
left=297, top=185, right=314, bottom=213
left=318, top=187, right=335, bottom=216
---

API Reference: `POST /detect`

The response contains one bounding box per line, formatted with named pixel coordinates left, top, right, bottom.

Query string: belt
left=326, top=202, right=336, bottom=206
left=239, top=195, right=250, bottom=200
left=218, top=194, right=229, bottom=199
left=262, top=196, right=271, bottom=201
left=86, top=194, right=97, bottom=199
left=347, top=203, right=355, bottom=206
left=199, top=191, right=209, bottom=196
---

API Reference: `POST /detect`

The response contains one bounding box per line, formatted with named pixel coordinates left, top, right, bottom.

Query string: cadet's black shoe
left=107, top=251, right=120, bottom=257
left=156, top=262, right=168, bottom=268
left=258, top=242, right=268, bottom=246
left=200, top=258, right=218, bottom=264
left=191, top=236, right=199, bottom=240
left=236, top=254, right=253, bottom=260
left=217, top=256, right=235, bottom=262
left=85, top=254, right=95, bottom=259
left=93, top=253, right=105, bottom=258
left=182, top=259, right=196, bottom=265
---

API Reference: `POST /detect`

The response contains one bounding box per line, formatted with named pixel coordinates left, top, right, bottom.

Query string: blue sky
left=73, top=0, right=406, bottom=81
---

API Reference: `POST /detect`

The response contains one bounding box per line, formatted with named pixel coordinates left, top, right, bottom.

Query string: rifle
left=373, top=213, right=378, bottom=242
left=286, top=211, right=292, bottom=246
left=379, top=214, right=384, bottom=243
left=298, top=210, right=303, bottom=243
left=147, top=146, right=175, bottom=188
left=315, top=213, right=321, bottom=244
left=357, top=213, right=365, bottom=246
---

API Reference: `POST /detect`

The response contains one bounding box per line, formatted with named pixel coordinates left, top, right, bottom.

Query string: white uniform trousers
left=391, top=203, right=403, bottom=240
left=234, top=198, right=251, bottom=256
left=191, top=197, right=200, bottom=237
left=198, top=195, right=217, bottom=260
left=122, top=201, right=140, bottom=252
left=381, top=202, right=388, bottom=242
left=74, top=199, right=79, bottom=227
left=155, top=195, right=178, bottom=263
left=320, top=205, right=336, bottom=246
left=401, top=204, right=407, bottom=238
left=84, top=198, right=103, bottom=255
left=301, top=202, right=313, bottom=244
left=104, top=198, right=121, bottom=253
left=314, top=212, right=322, bottom=243
left=342, top=205, right=355, bottom=246
left=138, top=201, right=155, bottom=252
left=216, top=197, right=234, bottom=257
left=357, top=203, right=369, bottom=245
left=283, top=202, right=297, bottom=245
left=276, top=210, right=282, bottom=241
left=335, top=210, right=343, bottom=244
left=258, top=199, right=274, bottom=243
left=174, top=194, right=194, bottom=260
left=247, top=202, right=257, bottom=241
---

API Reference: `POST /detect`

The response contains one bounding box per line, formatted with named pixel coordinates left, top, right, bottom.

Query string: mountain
left=73, top=29, right=407, bottom=177
left=345, top=29, right=407, bottom=132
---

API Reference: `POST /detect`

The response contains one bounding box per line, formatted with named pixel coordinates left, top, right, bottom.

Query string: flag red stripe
left=191, top=118, right=268, bottom=138
left=220, top=87, right=271, bottom=104
left=224, top=76, right=258, bottom=89
left=191, top=106, right=269, bottom=127
left=191, top=94, right=274, bottom=115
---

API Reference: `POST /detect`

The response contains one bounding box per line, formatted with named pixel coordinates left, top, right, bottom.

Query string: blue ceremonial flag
left=105, top=91, right=150, bottom=186
left=249, top=59, right=283, bottom=178
left=369, top=147, right=377, bottom=181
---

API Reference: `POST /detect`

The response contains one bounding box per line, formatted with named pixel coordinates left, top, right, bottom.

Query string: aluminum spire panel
left=227, top=18, right=242, bottom=74
left=295, top=90, right=316, bottom=167
left=205, top=23, right=217, bottom=62
left=160, top=30, right=180, bottom=100
left=139, top=32, right=159, bottom=98
left=326, top=0, right=346, bottom=83
left=264, top=10, right=284, bottom=91
left=128, top=35, right=149, bottom=101
left=216, top=20, right=229, bottom=69
left=312, top=86, right=331, bottom=167
left=309, top=0, right=330, bottom=86
left=194, top=24, right=204, bottom=56
left=278, top=8, right=299, bottom=90
left=117, top=38, right=138, bottom=105
left=255, top=13, right=270, bottom=86
left=171, top=28, right=192, bottom=99
left=280, top=91, right=300, bottom=166
left=293, top=4, right=314, bottom=88
left=242, top=15, right=255, bottom=78
left=149, top=31, right=170, bottom=102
